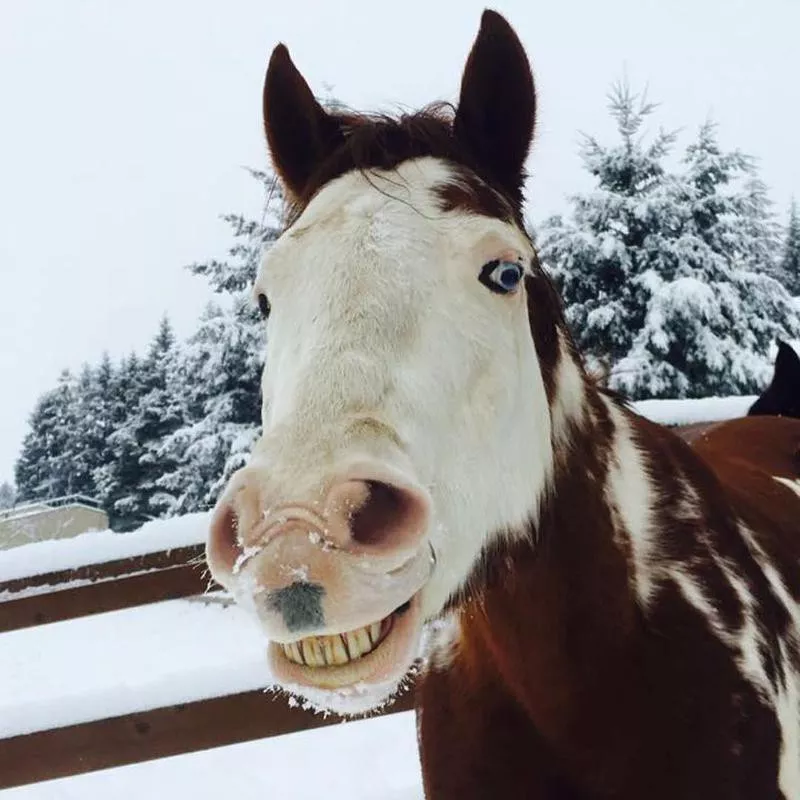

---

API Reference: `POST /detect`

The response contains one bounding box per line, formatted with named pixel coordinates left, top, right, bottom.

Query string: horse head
left=205, top=11, right=576, bottom=714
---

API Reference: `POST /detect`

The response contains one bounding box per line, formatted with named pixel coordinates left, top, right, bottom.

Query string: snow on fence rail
left=0, top=512, right=210, bottom=584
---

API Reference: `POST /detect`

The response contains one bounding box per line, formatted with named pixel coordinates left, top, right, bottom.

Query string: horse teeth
left=354, top=628, right=373, bottom=655
left=345, top=631, right=363, bottom=659
left=369, top=622, right=382, bottom=644
left=282, top=615, right=394, bottom=668
left=307, top=638, right=326, bottom=667
left=321, top=636, right=337, bottom=665
left=332, top=635, right=350, bottom=664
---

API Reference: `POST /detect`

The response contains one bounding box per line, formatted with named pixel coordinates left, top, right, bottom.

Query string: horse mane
left=285, top=103, right=524, bottom=228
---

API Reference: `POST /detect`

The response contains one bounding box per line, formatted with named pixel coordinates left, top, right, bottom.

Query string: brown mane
left=282, top=105, right=523, bottom=228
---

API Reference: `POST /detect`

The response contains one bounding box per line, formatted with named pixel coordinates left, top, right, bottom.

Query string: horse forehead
left=279, top=159, right=464, bottom=262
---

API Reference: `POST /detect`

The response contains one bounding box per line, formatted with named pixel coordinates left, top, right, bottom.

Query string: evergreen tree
left=541, top=89, right=800, bottom=400
left=64, top=361, right=115, bottom=498
left=155, top=300, right=263, bottom=513
left=156, top=168, right=282, bottom=513
left=95, top=319, right=186, bottom=527
left=94, top=353, right=149, bottom=529
left=15, top=371, right=79, bottom=501
left=614, top=122, right=800, bottom=398
left=134, top=316, right=187, bottom=518
left=779, top=200, right=800, bottom=296
left=186, top=168, right=283, bottom=295
left=540, top=82, right=678, bottom=369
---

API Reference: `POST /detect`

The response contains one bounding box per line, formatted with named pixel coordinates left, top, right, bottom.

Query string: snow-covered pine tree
left=541, top=89, right=800, bottom=400
left=779, top=200, right=800, bottom=296
left=16, top=358, right=119, bottom=509
left=540, top=82, right=678, bottom=372
left=94, top=353, right=150, bottom=529
left=155, top=300, right=263, bottom=513
left=128, top=316, right=188, bottom=519
left=63, top=360, right=117, bottom=499
left=155, top=168, right=283, bottom=513
left=614, top=121, right=800, bottom=399
left=15, top=370, right=79, bottom=501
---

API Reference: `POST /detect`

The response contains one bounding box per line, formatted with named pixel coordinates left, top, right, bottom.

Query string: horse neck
left=453, top=376, right=662, bottom=742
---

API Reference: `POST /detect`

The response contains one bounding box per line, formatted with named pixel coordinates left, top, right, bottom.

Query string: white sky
left=1, top=0, right=799, bottom=486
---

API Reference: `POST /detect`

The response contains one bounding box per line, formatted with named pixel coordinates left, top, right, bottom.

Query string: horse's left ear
left=453, top=10, right=536, bottom=206
left=263, top=44, right=344, bottom=200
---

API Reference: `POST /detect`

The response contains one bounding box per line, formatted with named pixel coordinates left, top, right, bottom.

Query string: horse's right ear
left=263, top=45, right=343, bottom=200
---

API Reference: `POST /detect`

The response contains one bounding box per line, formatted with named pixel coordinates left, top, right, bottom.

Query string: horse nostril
left=207, top=501, right=242, bottom=576
left=346, top=479, right=428, bottom=551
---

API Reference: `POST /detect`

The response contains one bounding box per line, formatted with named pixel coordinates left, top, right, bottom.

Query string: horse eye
left=257, top=293, right=271, bottom=319
left=479, top=260, right=525, bottom=295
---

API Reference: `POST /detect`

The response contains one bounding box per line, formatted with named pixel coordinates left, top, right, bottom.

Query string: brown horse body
left=206, top=10, right=800, bottom=798
left=420, top=412, right=800, bottom=798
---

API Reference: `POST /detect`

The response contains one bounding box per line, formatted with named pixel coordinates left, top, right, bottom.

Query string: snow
left=0, top=710, right=423, bottom=800
left=0, top=512, right=210, bottom=584
left=632, top=394, right=757, bottom=426
left=0, top=594, right=268, bottom=738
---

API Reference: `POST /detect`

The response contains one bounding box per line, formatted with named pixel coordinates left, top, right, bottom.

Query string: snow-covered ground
left=633, top=394, right=756, bottom=426
left=0, top=710, right=424, bottom=800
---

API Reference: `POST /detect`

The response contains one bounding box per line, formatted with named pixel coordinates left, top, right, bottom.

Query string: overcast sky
left=2, top=0, right=799, bottom=487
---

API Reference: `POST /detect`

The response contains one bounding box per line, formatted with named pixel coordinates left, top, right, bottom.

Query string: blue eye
left=479, top=259, right=525, bottom=294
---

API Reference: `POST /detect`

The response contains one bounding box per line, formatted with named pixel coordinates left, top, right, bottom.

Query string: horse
left=205, top=10, right=800, bottom=798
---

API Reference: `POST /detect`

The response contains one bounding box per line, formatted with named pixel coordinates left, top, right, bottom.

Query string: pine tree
left=94, top=353, right=149, bottom=529
left=130, top=316, right=186, bottom=518
left=541, top=91, right=800, bottom=400
left=96, top=318, right=187, bottom=527
left=156, top=168, right=282, bottom=513
left=614, top=122, right=800, bottom=398
left=15, top=371, right=79, bottom=501
left=779, top=200, right=800, bottom=296
left=186, top=168, right=284, bottom=295
left=540, top=82, right=678, bottom=370
left=155, top=300, right=263, bottom=513
left=65, top=362, right=113, bottom=498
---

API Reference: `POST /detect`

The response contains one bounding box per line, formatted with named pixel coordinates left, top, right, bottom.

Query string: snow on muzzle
left=207, top=470, right=433, bottom=645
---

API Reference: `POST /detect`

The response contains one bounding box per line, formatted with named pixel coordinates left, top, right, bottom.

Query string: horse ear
left=775, top=340, right=800, bottom=387
left=453, top=10, right=536, bottom=206
left=263, top=44, right=344, bottom=200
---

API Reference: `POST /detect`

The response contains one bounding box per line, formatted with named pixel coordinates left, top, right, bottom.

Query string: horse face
left=206, top=11, right=551, bottom=714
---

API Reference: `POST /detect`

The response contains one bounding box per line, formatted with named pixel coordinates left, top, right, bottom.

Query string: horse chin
left=267, top=594, right=424, bottom=717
